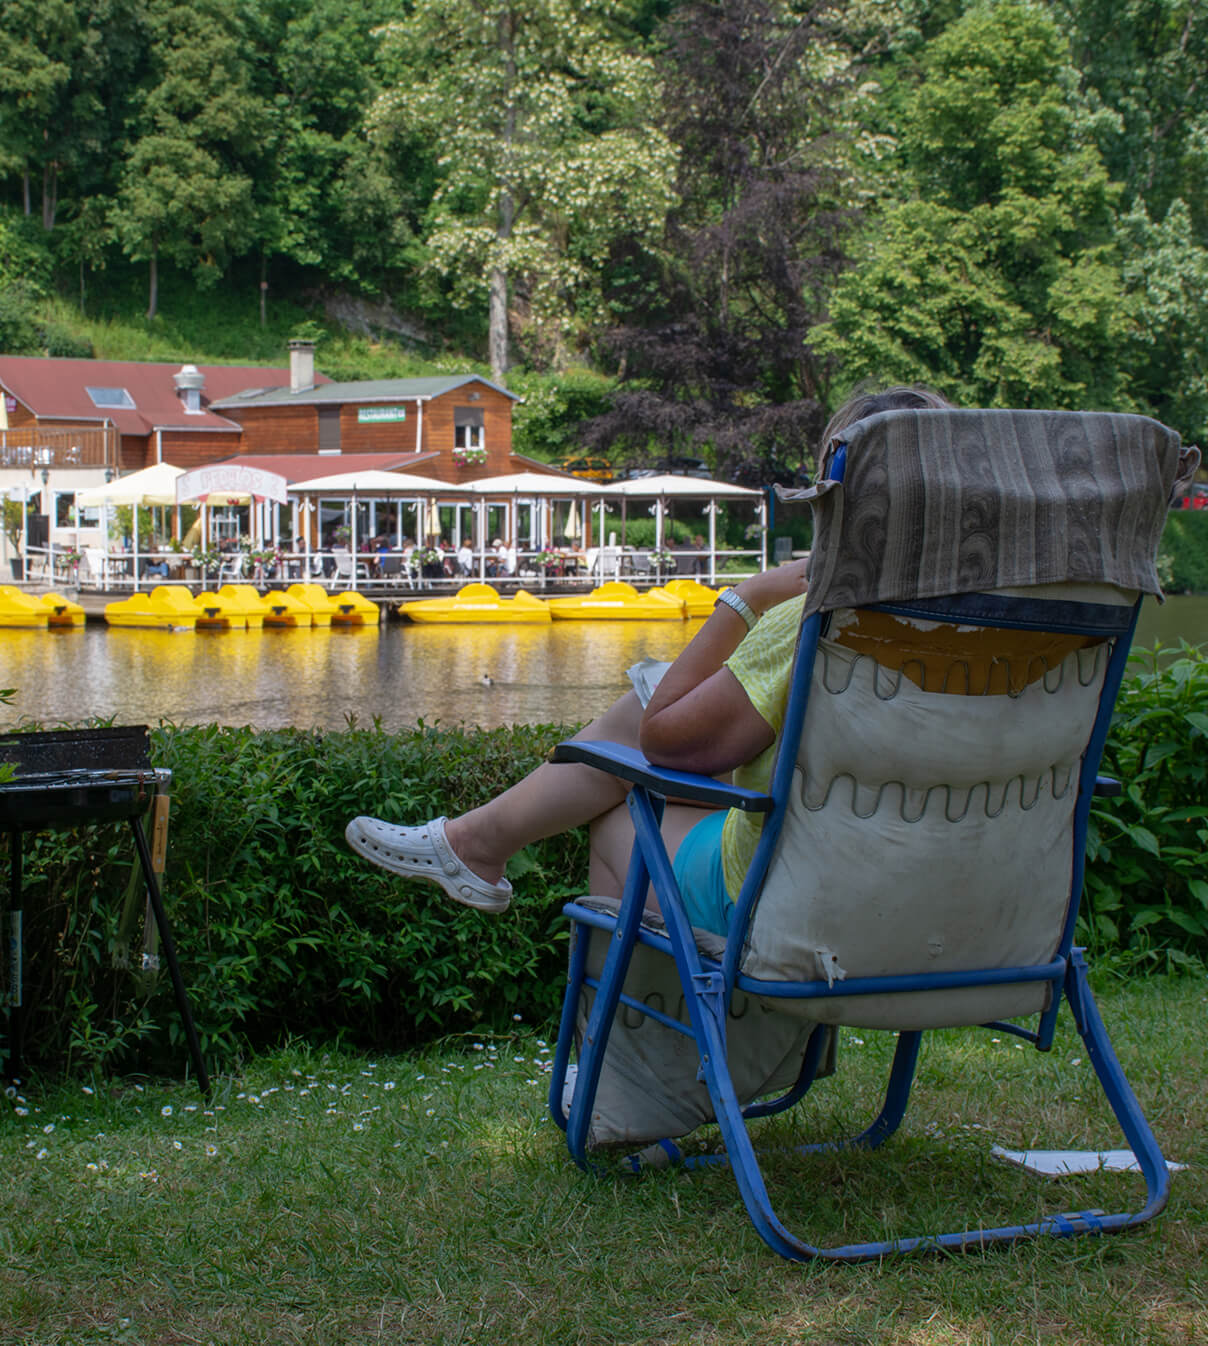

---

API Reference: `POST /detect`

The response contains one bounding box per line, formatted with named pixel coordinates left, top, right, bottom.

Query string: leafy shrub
left=0, top=208, right=52, bottom=292
left=41, top=324, right=95, bottom=359
left=1082, top=643, right=1208, bottom=970
left=6, top=643, right=1204, bottom=1080
left=2, top=721, right=586, bottom=1076
left=0, top=281, right=43, bottom=355
left=509, top=367, right=618, bottom=461
left=1157, top=510, right=1208, bottom=594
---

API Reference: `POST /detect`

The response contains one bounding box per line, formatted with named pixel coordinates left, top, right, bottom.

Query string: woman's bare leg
left=442, top=690, right=646, bottom=885
left=588, top=798, right=718, bottom=913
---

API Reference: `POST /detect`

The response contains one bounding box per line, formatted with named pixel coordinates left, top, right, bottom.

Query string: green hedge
left=3, top=641, right=1204, bottom=1077
left=1082, top=643, right=1208, bottom=970
left=3, top=721, right=586, bottom=1077
left=1158, top=509, right=1208, bottom=593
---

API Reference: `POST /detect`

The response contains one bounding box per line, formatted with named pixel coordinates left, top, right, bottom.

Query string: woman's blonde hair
left=820, top=384, right=954, bottom=453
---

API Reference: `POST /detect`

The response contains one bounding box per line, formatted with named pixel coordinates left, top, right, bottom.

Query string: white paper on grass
left=991, top=1146, right=1187, bottom=1177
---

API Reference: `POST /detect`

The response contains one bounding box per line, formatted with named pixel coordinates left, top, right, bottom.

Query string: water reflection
left=1134, top=593, right=1208, bottom=652
left=0, top=620, right=704, bottom=732
left=0, top=592, right=1202, bottom=733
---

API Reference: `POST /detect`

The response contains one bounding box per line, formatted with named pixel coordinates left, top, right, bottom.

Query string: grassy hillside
left=35, top=269, right=618, bottom=465
left=41, top=271, right=480, bottom=381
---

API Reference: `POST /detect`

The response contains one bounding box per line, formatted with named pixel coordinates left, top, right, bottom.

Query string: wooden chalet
left=0, top=342, right=533, bottom=558
left=0, top=341, right=520, bottom=482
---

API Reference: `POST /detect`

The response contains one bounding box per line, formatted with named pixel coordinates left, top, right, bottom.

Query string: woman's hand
left=637, top=557, right=807, bottom=775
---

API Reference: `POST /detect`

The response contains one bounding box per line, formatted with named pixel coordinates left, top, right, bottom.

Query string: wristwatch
left=715, top=587, right=760, bottom=631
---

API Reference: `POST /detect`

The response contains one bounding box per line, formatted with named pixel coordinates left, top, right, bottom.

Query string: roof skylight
left=85, top=386, right=136, bottom=409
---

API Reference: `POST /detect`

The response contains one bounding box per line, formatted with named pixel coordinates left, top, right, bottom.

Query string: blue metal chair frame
left=546, top=451, right=1170, bottom=1262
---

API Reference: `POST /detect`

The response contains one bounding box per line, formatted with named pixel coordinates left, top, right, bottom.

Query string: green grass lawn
left=1, top=977, right=1205, bottom=1345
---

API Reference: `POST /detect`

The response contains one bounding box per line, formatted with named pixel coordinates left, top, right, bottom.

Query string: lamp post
left=41, top=465, right=51, bottom=580
left=31, top=446, right=53, bottom=582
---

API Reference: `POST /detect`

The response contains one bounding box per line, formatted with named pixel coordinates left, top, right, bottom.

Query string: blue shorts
left=671, top=809, right=733, bottom=936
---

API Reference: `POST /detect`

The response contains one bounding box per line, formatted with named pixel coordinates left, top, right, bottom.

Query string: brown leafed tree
left=581, top=0, right=858, bottom=486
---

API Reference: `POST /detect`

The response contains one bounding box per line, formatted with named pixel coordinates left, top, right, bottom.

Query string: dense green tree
left=811, top=0, right=1130, bottom=411
left=370, top=0, right=676, bottom=378
left=0, top=0, right=146, bottom=230
left=1057, top=0, right=1208, bottom=235
left=245, top=0, right=422, bottom=322
left=112, top=0, right=268, bottom=318
left=0, top=0, right=77, bottom=224
left=1118, top=199, right=1208, bottom=443
left=583, top=0, right=863, bottom=485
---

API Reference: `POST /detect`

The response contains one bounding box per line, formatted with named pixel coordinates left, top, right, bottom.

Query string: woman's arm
left=639, top=559, right=810, bottom=776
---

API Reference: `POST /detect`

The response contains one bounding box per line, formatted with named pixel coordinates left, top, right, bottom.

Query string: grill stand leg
left=128, top=817, right=211, bottom=1100
left=5, top=829, right=24, bottom=1080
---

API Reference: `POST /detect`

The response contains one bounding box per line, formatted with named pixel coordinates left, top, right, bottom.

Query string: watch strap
left=715, top=587, right=759, bottom=631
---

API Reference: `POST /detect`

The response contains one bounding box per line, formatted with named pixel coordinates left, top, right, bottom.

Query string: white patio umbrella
left=601, top=473, right=766, bottom=575
left=76, top=462, right=186, bottom=591
left=289, top=469, right=447, bottom=572
left=469, top=472, right=601, bottom=554
left=75, top=461, right=186, bottom=508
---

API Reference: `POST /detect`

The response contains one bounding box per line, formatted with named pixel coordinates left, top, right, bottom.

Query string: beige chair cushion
left=741, top=635, right=1111, bottom=1029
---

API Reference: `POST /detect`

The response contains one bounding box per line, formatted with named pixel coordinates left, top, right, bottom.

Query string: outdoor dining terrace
left=20, top=537, right=762, bottom=599
left=5, top=461, right=774, bottom=599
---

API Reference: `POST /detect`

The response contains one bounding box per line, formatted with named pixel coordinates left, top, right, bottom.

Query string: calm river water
left=1, top=595, right=1204, bottom=734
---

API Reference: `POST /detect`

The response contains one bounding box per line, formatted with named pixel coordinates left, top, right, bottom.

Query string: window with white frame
left=453, top=407, right=485, bottom=450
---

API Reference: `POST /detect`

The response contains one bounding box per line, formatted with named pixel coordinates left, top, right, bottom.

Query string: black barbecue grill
left=0, top=725, right=209, bottom=1094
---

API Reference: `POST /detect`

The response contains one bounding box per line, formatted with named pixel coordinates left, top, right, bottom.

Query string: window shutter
left=318, top=406, right=341, bottom=453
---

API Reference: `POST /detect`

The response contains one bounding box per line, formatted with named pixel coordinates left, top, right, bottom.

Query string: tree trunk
left=22, top=170, right=30, bottom=216
left=42, top=162, right=57, bottom=230
left=488, top=263, right=509, bottom=382
left=259, top=254, right=268, bottom=327
left=147, top=250, right=159, bottom=321
left=488, top=6, right=518, bottom=384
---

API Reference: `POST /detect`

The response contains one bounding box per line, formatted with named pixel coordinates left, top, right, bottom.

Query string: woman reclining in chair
left=345, top=384, right=1098, bottom=932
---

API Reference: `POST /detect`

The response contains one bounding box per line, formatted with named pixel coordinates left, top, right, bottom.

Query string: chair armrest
left=1094, top=775, right=1123, bottom=797
left=550, top=740, right=774, bottom=813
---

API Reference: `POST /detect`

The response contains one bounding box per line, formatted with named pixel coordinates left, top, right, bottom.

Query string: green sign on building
left=358, top=406, right=408, bottom=423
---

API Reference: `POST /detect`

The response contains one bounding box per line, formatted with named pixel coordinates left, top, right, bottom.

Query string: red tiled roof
left=0, top=355, right=331, bottom=437
left=216, top=452, right=441, bottom=483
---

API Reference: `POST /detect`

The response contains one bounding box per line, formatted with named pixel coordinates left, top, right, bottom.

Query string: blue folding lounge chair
left=546, top=408, right=1200, bottom=1262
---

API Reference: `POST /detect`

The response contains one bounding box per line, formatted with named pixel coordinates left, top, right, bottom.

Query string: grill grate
left=0, top=726, right=159, bottom=829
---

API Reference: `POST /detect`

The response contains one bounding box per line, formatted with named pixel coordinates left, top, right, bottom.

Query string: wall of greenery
left=1158, top=510, right=1208, bottom=594
left=1, top=639, right=1204, bottom=1080
left=3, top=721, right=584, bottom=1078
left=5, top=0, right=1208, bottom=489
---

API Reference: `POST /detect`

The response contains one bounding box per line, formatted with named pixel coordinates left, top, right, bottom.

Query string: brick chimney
left=289, top=339, right=315, bottom=393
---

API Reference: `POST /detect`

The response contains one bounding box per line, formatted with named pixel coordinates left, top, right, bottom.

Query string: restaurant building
left=0, top=340, right=528, bottom=558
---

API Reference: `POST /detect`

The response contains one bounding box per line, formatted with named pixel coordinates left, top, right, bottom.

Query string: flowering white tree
left=370, top=0, right=677, bottom=378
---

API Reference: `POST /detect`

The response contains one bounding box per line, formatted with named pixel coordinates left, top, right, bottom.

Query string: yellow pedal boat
left=399, top=583, right=551, bottom=624
left=195, top=586, right=261, bottom=629
left=547, top=581, right=686, bottom=621
left=38, top=591, right=86, bottom=627
left=0, top=585, right=49, bottom=627
left=105, top=585, right=203, bottom=631
left=261, top=588, right=314, bottom=628
left=653, top=578, right=725, bottom=619
left=328, top=590, right=381, bottom=626
left=282, top=583, right=336, bottom=627
left=213, top=584, right=271, bottom=629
